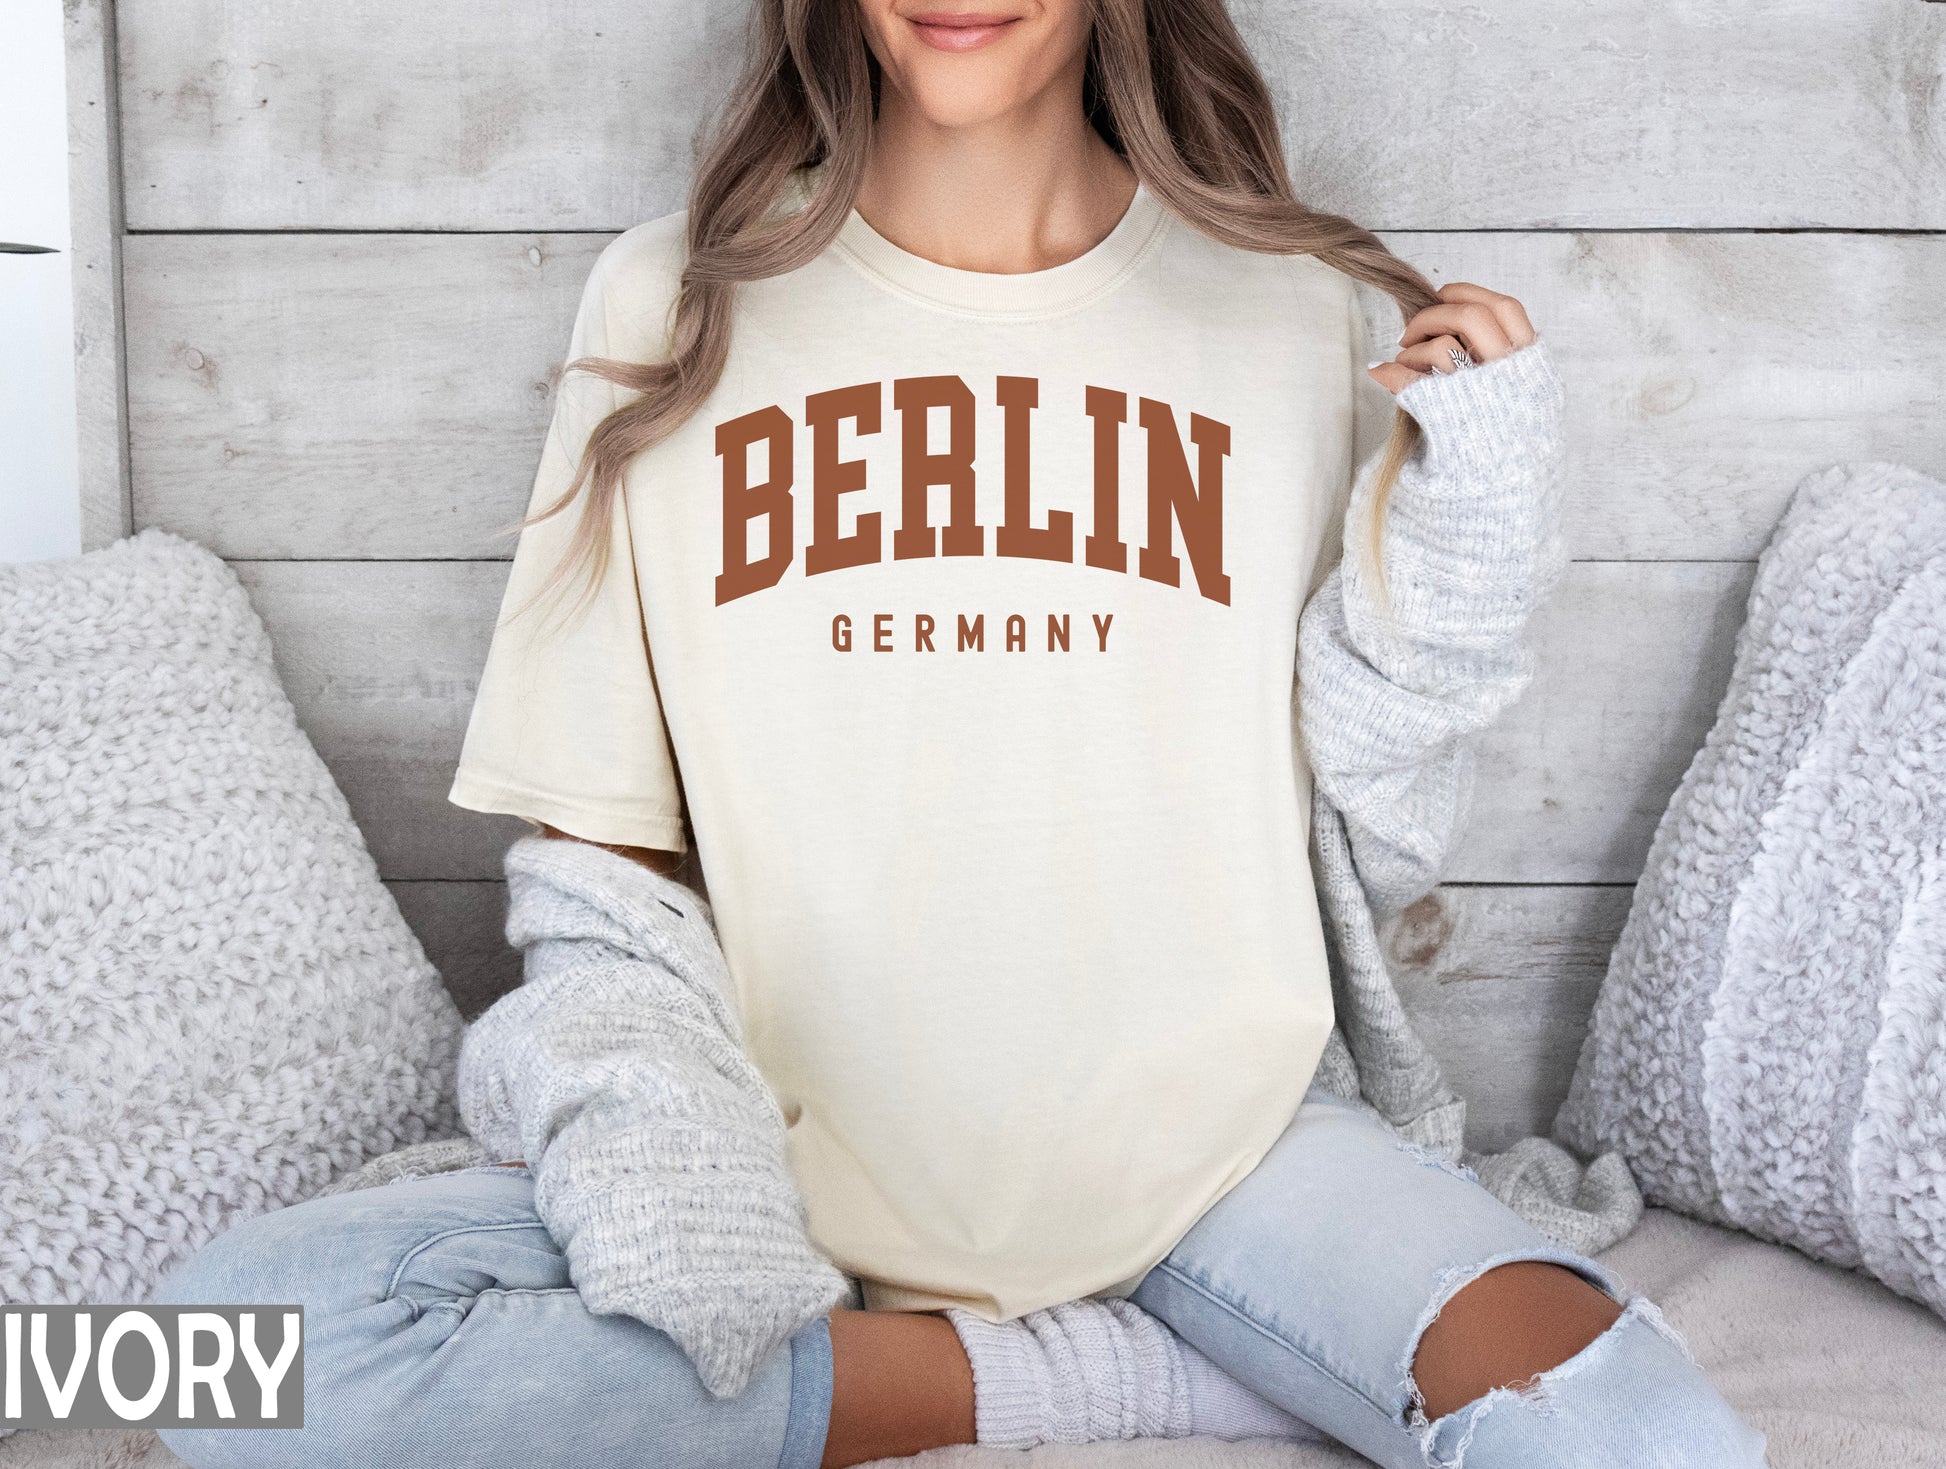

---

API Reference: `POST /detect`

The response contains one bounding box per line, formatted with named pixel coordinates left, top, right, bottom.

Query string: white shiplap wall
left=109, top=0, right=1946, bottom=1142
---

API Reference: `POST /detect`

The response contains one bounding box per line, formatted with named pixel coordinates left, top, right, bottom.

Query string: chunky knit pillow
left=1, top=529, right=464, bottom=1307
left=1554, top=462, right=1946, bottom=1319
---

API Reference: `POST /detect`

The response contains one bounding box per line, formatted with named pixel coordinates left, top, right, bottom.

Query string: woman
left=157, top=2, right=1770, bottom=1466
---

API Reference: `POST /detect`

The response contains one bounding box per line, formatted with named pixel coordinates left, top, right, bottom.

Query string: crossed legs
left=155, top=1098, right=1763, bottom=1469
left=818, top=1262, right=1626, bottom=1466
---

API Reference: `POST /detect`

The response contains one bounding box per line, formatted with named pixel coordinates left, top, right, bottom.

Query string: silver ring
left=1447, top=346, right=1475, bottom=372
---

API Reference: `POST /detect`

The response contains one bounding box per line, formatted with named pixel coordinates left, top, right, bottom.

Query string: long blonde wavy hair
left=511, top=0, right=1436, bottom=626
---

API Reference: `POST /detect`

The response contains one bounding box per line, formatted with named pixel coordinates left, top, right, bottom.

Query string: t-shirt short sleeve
left=447, top=244, right=688, bottom=852
left=1348, top=279, right=1402, bottom=480
left=1305, top=276, right=1405, bottom=595
left=1297, top=273, right=1401, bottom=606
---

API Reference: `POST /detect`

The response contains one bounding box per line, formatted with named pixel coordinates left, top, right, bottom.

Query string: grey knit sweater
left=456, top=835, right=850, bottom=1398
left=451, top=335, right=1641, bottom=1399
left=1300, top=338, right=1642, bottom=1248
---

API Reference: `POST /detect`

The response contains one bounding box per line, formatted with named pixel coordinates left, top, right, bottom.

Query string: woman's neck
left=853, top=81, right=1137, bottom=276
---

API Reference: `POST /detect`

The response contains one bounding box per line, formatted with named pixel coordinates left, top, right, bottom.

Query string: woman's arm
left=459, top=833, right=846, bottom=1398
left=535, top=819, right=688, bottom=877
left=1298, top=284, right=1566, bottom=920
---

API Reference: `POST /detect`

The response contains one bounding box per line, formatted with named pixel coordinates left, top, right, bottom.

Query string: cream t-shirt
left=450, top=166, right=1397, bottom=1317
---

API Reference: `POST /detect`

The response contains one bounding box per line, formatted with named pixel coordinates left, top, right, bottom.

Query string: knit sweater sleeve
left=456, top=835, right=847, bottom=1399
left=1296, top=331, right=1568, bottom=920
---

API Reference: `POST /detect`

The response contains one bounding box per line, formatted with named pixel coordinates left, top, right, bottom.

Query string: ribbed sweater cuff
left=1391, top=334, right=1564, bottom=471
left=1348, top=336, right=1565, bottom=644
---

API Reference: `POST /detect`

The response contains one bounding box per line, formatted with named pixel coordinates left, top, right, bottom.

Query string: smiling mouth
left=906, top=11, right=1022, bottom=52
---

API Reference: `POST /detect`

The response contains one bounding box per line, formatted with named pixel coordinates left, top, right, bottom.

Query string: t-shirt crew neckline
left=793, top=165, right=1170, bottom=320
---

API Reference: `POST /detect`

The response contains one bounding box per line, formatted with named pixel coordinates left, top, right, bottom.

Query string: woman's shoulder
left=573, top=209, right=690, bottom=360
left=1283, top=253, right=1401, bottom=359
left=1279, top=250, right=1375, bottom=315
left=591, top=210, right=691, bottom=305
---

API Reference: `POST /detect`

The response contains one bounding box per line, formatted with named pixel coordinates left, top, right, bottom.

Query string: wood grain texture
left=125, top=233, right=606, bottom=560
left=1360, top=233, right=1946, bottom=563
left=119, top=0, right=1946, bottom=231
left=1381, top=884, right=1635, bottom=1151
left=230, top=558, right=530, bottom=880
left=118, top=0, right=743, bottom=232
left=228, top=557, right=1744, bottom=886
left=1454, top=560, right=1757, bottom=885
left=125, top=231, right=1946, bottom=562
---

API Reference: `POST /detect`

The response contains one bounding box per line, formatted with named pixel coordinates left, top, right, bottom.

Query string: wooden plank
left=125, top=233, right=606, bottom=560
left=231, top=558, right=529, bottom=880
left=1382, top=885, right=1635, bottom=1152
left=118, top=0, right=1946, bottom=231
left=125, top=232, right=1946, bottom=563
left=118, top=0, right=742, bottom=232
left=1362, top=233, right=1946, bottom=563
left=230, top=558, right=1746, bottom=887
left=386, top=880, right=519, bottom=1020
left=66, top=0, right=131, bottom=548
left=1456, top=560, right=1756, bottom=885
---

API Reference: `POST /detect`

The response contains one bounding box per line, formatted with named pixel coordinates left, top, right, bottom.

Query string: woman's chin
left=895, top=75, right=1040, bottom=133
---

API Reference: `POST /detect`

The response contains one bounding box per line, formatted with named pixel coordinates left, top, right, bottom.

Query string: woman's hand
left=1367, top=282, right=1538, bottom=395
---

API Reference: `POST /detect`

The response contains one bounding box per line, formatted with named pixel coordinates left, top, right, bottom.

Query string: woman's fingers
left=1366, top=333, right=1482, bottom=394
left=1366, top=359, right=1428, bottom=395
left=1393, top=334, right=1477, bottom=377
left=1367, top=283, right=1541, bottom=392
left=1399, top=300, right=1515, bottom=361
left=1434, top=281, right=1537, bottom=349
left=1400, top=282, right=1537, bottom=361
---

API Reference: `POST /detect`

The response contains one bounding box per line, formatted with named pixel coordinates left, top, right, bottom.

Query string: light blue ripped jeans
left=1129, top=1084, right=1769, bottom=1468
left=154, top=1082, right=1767, bottom=1469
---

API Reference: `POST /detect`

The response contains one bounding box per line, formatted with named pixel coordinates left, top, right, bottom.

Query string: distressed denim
left=1130, top=1083, right=1771, bottom=1468
left=153, top=1164, right=831, bottom=1469
left=156, top=1086, right=1769, bottom=1469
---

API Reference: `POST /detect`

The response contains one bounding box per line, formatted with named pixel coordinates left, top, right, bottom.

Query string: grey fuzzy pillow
left=1, top=530, right=464, bottom=1308
left=1554, top=461, right=1946, bottom=1319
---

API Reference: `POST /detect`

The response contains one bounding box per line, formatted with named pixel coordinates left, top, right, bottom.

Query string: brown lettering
left=1005, top=614, right=1026, bottom=652
left=1083, top=386, right=1129, bottom=574
left=995, top=376, right=1073, bottom=563
left=805, top=382, right=882, bottom=576
left=892, top=376, right=984, bottom=560
left=958, top=614, right=985, bottom=652
left=714, top=405, right=796, bottom=604
left=1137, top=398, right=1231, bottom=605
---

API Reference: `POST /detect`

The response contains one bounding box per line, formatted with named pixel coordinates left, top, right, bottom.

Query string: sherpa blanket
left=1555, top=460, right=1946, bottom=1318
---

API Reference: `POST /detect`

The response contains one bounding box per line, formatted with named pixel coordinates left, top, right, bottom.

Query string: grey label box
left=2, top=1305, right=303, bottom=1430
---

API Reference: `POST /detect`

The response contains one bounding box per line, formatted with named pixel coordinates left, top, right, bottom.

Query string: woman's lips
left=906, top=12, right=1021, bottom=52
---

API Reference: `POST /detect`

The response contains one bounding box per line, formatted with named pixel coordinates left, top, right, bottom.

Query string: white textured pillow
left=1, top=530, right=464, bottom=1307
left=1554, top=462, right=1946, bottom=1319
